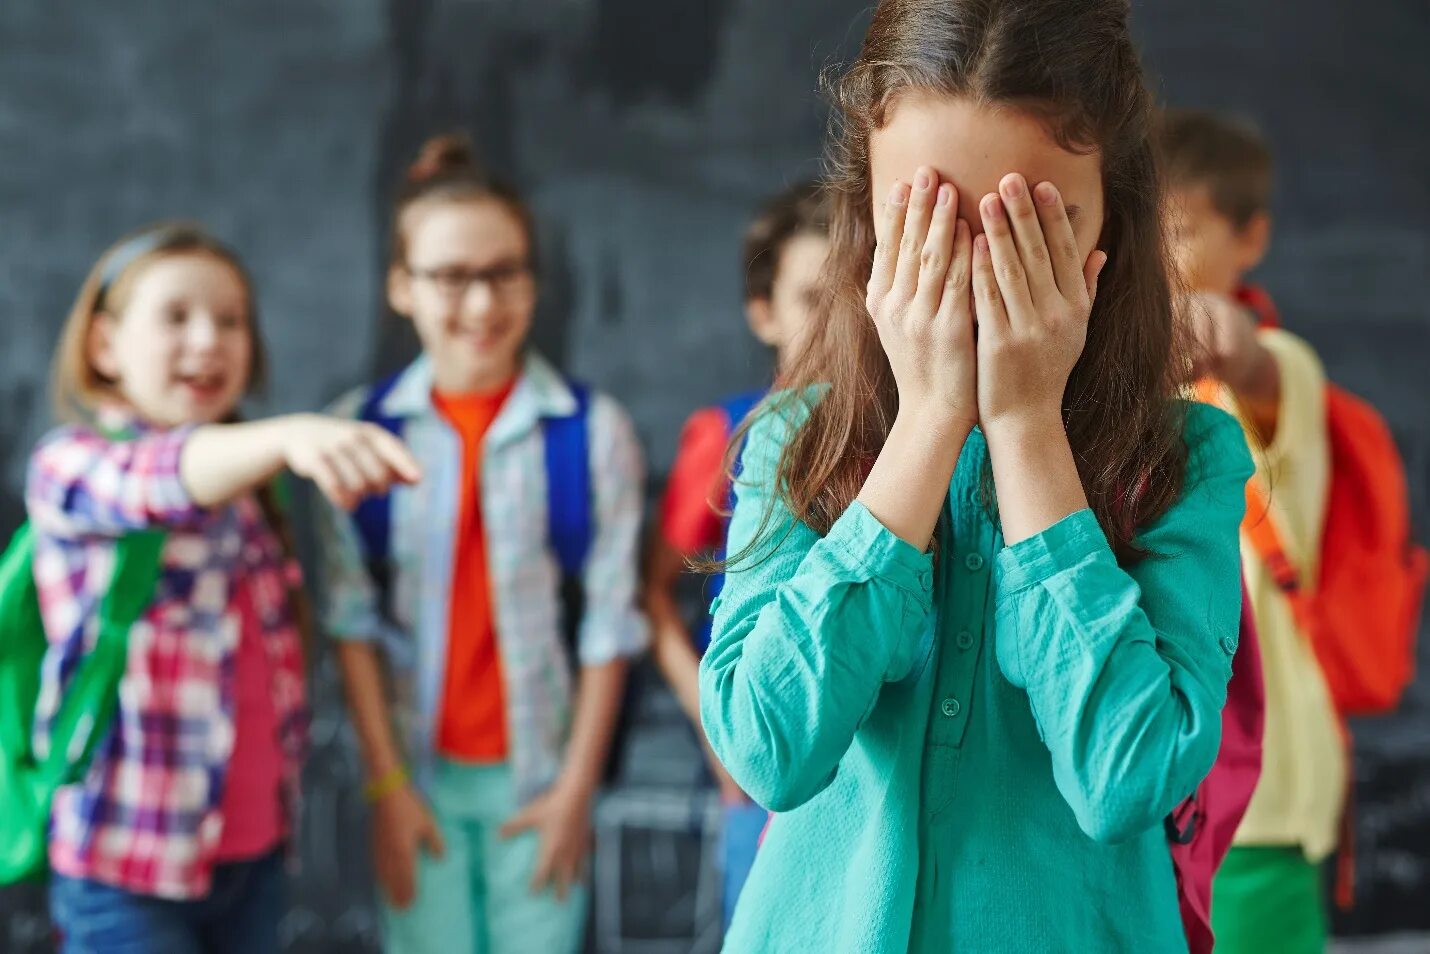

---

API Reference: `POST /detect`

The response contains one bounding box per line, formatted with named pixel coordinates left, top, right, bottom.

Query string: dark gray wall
left=1, top=1, right=1426, bottom=951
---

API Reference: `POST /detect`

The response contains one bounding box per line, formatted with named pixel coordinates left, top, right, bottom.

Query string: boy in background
left=643, top=181, right=830, bottom=929
left=1160, top=108, right=1342, bottom=954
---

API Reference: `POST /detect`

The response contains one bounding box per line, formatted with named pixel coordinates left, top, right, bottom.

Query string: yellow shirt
left=1225, top=328, right=1346, bottom=861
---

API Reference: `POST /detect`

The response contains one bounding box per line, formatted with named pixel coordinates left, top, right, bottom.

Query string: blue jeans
left=720, top=801, right=767, bottom=930
left=49, top=850, right=286, bottom=954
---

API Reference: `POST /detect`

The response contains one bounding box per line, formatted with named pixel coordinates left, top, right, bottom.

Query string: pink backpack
left=1166, top=581, right=1266, bottom=954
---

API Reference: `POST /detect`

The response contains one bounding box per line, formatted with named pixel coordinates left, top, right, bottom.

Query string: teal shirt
left=699, top=398, right=1254, bottom=953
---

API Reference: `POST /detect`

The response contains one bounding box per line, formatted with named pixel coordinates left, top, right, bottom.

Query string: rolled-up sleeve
left=993, top=403, right=1255, bottom=843
left=699, top=395, right=934, bottom=812
left=313, top=388, right=386, bottom=644
left=575, top=394, right=649, bottom=665
left=26, top=425, right=204, bottom=539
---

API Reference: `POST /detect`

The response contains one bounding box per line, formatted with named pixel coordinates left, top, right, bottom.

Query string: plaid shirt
left=318, top=352, right=648, bottom=804
left=25, top=410, right=308, bottom=900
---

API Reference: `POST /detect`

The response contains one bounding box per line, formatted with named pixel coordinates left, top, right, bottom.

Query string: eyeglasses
left=406, top=259, right=532, bottom=301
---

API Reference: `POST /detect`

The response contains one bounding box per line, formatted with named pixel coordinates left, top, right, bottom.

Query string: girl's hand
left=500, top=781, right=593, bottom=900
left=283, top=415, right=422, bottom=510
left=973, top=174, right=1107, bottom=434
left=371, top=783, right=446, bottom=910
left=867, top=166, right=977, bottom=431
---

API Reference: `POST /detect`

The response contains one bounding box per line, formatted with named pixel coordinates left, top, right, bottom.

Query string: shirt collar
left=378, top=350, right=579, bottom=447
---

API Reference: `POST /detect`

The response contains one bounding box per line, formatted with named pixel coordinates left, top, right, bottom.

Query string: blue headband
left=96, top=227, right=210, bottom=305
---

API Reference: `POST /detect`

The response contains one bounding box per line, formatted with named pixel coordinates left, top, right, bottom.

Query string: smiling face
left=388, top=197, right=535, bottom=394
left=89, top=252, right=254, bottom=427
left=868, top=92, right=1106, bottom=267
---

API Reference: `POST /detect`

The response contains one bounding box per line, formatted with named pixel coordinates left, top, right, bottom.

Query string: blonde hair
left=52, top=222, right=267, bottom=421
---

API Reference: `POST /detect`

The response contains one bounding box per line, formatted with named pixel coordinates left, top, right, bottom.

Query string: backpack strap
left=40, top=529, right=166, bottom=787
left=542, top=382, right=594, bottom=666
left=1195, top=378, right=1318, bottom=636
left=351, top=372, right=407, bottom=619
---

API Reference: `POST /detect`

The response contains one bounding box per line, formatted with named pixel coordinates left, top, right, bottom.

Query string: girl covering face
left=699, top=2, right=1254, bottom=952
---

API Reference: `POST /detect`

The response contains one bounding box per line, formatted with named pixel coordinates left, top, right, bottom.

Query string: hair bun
left=407, top=133, right=479, bottom=184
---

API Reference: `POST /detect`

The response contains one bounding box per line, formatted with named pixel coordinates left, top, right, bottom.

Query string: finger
left=499, top=808, right=536, bottom=840
left=420, top=821, right=446, bottom=860
left=310, top=463, right=356, bottom=511
left=889, top=167, right=938, bottom=303
left=935, top=218, right=974, bottom=334
left=1083, top=249, right=1108, bottom=308
left=971, top=233, right=1008, bottom=334
left=999, top=174, right=1057, bottom=307
left=348, top=441, right=394, bottom=497
left=529, top=843, right=557, bottom=894
left=367, top=427, right=423, bottom=484
left=390, top=855, right=415, bottom=909
left=911, top=183, right=958, bottom=314
left=323, top=448, right=367, bottom=500
left=979, top=193, right=1035, bottom=328
left=1033, top=181, right=1086, bottom=300
left=868, top=180, right=910, bottom=303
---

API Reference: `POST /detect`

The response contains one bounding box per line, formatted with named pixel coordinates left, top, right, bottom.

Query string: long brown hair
left=742, top=0, right=1187, bottom=564
left=52, top=222, right=266, bottom=423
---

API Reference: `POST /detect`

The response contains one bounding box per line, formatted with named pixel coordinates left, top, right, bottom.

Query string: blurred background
left=0, top=1, right=1425, bottom=951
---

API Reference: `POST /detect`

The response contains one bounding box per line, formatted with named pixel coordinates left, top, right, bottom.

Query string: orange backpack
left=1231, top=286, right=1427, bottom=717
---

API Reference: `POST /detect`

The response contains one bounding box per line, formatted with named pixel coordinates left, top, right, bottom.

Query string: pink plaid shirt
left=25, top=411, right=308, bottom=899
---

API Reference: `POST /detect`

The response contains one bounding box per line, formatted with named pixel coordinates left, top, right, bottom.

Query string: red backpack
left=1234, top=285, right=1427, bottom=716
left=1167, top=583, right=1266, bottom=954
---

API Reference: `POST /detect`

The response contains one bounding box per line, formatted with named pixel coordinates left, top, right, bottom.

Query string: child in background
left=1160, top=108, right=1344, bottom=954
left=319, top=134, right=647, bottom=954
left=644, top=182, right=831, bottom=928
left=698, top=0, right=1257, bottom=949
left=30, top=224, right=419, bottom=953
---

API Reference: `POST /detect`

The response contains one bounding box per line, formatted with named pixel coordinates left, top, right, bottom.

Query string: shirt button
left=968, top=487, right=982, bottom=506
left=1220, top=636, right=1237, bottom=656
left=940, top=697, right=961, bottom=718
left=956, top=630, right=975, bottom=650
left=919, top=568, right=933, bottom=588
left=964, top=553, right=985, bottom=572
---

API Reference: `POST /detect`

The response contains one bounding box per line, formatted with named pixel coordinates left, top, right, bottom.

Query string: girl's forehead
left=124, top=252, right=248, bottom=304
left=869, top=92, right=1104, bottom=230
left=402, top=198, right=528, bottom=263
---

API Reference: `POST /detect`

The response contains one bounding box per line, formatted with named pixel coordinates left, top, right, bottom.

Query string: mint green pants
left=380, top=760, right=587, bottom=954
left=1211, top=845, right=1328, bottom=954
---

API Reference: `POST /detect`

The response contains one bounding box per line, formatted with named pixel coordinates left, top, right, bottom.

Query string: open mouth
left=176, top=371, right=228, bottom=401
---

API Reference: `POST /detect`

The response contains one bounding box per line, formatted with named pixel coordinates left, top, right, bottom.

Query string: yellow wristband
left=363, top=766, right=408, bottom=803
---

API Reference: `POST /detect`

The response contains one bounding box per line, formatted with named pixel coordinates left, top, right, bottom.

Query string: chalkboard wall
left=1, top=1, right=1426, bottom=951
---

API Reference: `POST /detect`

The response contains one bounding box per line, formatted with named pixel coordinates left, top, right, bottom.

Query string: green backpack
left=0, top=522, right=166, bottom=884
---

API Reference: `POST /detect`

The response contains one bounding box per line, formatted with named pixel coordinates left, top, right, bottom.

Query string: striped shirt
left=317, top=351, right=648, bottom=804
left=26, top=410, right=308, bottom=900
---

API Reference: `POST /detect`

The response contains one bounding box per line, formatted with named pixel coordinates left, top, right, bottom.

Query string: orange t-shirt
left=433, top=381, right=515, bottom=762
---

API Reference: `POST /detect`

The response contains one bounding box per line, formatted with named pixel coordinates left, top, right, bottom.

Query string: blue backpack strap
left=542, top=381, right=594, bottom=663
left=350, top=371, right=406, bottom=617
left=698, top=390, right=768, bottom=652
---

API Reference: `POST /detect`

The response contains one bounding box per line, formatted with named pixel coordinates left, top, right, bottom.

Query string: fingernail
left=915, top=169, right=931, bottom=191
left=1035, top=182, right=1059, bottom=206
left=982, top=195, right=1004, bottom=221
left=889, top=181, right=907, bottom=205
left=1002, top=175, right=1025, bottom=199
left=936, top=184, right=952, bottom=207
